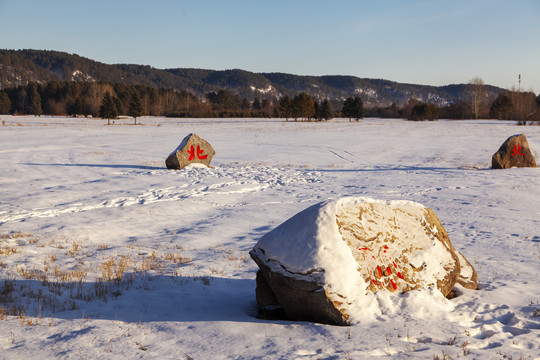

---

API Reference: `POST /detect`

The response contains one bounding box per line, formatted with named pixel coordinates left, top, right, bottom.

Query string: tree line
left=366, top=90, right=540, bottom=123
left=0, top=78, right=538, bottom=124
left=366, top=77, right=540, bottom=123
left=0, top=80, right=363, bottom=121
left=0, top=81, right=199, bottom=118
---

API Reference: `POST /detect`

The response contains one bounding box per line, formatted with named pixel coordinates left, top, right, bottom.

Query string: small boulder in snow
left=250, top=197, right=478, bottom=325
left=166, top=133, right=216, bottom=170
left=492, top=134, right=537, bottom=169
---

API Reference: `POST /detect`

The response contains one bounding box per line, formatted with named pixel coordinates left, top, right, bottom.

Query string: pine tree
left=292, top=93, right=314, bottom=121
left=320, top=99, right=333, bottom=120
left=68, top=97, right=84, bottom=116
left=313, top=101, right=320, bottom=120
left=252, top=97, right=261, bottom=111
left=342, top=96, right=354, bottom=121
left=490, top=92, right=513, bottom=120
left=241, top=98, right=250, bottom=110
left=27, top=83, right=42, bottom=116
left=16, top=87, right=27, bottom=114
left=261, top=99, right=271, bottom=117
left=409, top=103, right=438, bottom=121
left=99, top=92, right=118, bottom=125
left=113, top=97, right=124, bottom=115
left=342, top=96, right=364, bottom=121
left=352, top=96, right=364, bottom=120
left=128, top=92, right=143, bottom=124
left=0, top=91, right=11, bottom=114
left=279, top=95, right=293, bottom=121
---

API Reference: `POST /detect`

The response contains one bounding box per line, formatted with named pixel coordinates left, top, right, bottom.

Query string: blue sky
left=1, top=0, right=539, bottom=91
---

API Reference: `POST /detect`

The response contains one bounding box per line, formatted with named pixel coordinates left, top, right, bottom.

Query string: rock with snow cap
left=166, top=133, right=215, bottom=170
left=249, top=197, right=478, bottom=325
left=492, top=134, right=537, bottom=169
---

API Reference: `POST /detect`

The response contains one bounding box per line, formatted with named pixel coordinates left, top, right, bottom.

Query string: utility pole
left=518, top=74, right=523, bottom=124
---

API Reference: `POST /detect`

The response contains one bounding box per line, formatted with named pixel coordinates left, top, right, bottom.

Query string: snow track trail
left=0, top=165, right=322, bottom=225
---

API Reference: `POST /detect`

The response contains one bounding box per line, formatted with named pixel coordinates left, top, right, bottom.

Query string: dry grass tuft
left=0, top=232, right=31, bottom=257
left=1, top=232, right=196, bottom=325
left=210, top=266, right=224, bottom=276
left=67, top=241, right=82, bottom=257
left=0, top=244, right=18, bottom=257
left=1, top=232, right=32, bottom=240
left=100, top=255, right=133, bottom=283
left=164, top=251, right=191, bottom=265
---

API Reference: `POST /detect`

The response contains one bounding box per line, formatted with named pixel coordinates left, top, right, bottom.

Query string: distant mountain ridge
left=0, top=49, right=504, bottom=107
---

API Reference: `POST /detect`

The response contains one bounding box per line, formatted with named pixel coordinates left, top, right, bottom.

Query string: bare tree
left=509, top=87, right=537, bottom=125
left=467, top=77, right=486, bottom=119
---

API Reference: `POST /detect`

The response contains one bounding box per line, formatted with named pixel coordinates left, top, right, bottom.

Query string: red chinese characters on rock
left=359, top=245, right=403, bottom=292
left=512, top=144, right=524, bottom=156
left=187, top=144, right=208, bottom=161
left=166, top=133, right=215, bottom=170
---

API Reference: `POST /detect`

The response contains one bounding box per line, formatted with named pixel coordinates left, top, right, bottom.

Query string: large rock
left=166, top=133, right=215, bottom=170
left=492, top=134, right=537, bottom=169
left=250, top=197, right=478, bottom=325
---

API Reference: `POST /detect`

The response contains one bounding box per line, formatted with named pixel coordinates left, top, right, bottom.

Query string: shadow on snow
left=23, top=162, right=164, bottom=171
left=0, top=275, right=288, bottom=325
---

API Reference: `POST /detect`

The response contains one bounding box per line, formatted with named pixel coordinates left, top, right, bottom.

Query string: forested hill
left=0, top=49, right=503, bottom=106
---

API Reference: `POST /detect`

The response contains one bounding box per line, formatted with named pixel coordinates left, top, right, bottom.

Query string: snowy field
left=0, top=115, right=539, bottom=359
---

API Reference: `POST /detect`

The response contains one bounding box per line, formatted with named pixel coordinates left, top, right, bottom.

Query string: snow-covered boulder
left=166, top=133, right=216, bottom=170
left=250, top=197, right=477, bottom=325
left=492, top=134, right=537, bottom=169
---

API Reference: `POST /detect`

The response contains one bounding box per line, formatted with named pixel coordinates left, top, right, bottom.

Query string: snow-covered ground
left=0, top=115, right=539, bottom=359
